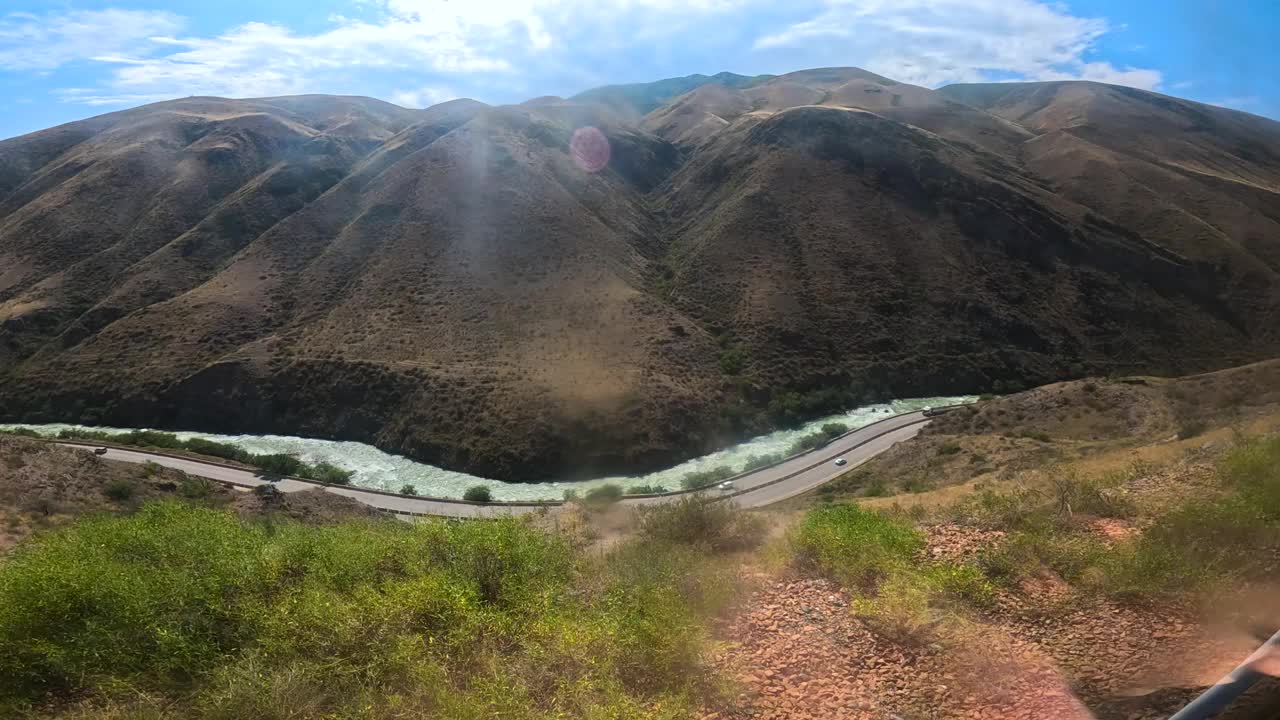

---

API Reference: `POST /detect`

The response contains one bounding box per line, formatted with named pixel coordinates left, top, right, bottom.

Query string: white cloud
left=391, top=85, right=458, bottom=108
left=5, top=0, right=1162, bottom=110
left=754, top=0, right=1162, bottom=90
left=1034, top=62, right=1162, bottom=90
left=101, top=17, right=513, bottom=100
left=0, top=9, right=182, bottom=71
left=17, top=1, right=749, bottom=105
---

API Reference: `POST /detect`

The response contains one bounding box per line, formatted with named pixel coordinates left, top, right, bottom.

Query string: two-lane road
left=59, top=409, right=934, bottom=517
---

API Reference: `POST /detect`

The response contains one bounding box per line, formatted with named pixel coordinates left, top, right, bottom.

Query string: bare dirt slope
left=802, top=358, right=1280, bottom=503
left=0, top=436, right=377, bottom=551
left=2, top=69, right=1279, bottom=481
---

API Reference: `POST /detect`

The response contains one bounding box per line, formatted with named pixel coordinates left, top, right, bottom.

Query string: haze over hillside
left=2, top=68, right=1278, bottom=481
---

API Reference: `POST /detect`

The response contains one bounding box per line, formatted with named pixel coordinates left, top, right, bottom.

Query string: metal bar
left=1168, top=628, right=1280, bottom=720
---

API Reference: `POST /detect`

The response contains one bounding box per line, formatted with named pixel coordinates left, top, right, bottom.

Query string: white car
left=718, top=481, right=735, bottom=492
left=834, top=458, right=847, bottom=466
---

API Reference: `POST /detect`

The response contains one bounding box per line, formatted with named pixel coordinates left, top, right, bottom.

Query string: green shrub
left=625, top=484, right=666, bottom=495
left=937, top=442, right=962, bottom=456
left=794, top=504, right=923, bottom=586
left=820, top=422, right=849, bottom=438
left=1048, top=471, right=1135, bottom=518
left=183, top=438, right=252, bottom=464
left=298, top=462, right=353, bottom=485
left=584, top=484, right=624, bottom=507
left=797, top=504, right=992, bottom=643
left=741, top=453, right=783, bottom=471
left=718, top=348, right=745, bottom=375
left=103, top=479, right=137, bottom=502
left=252, top=484, right=283, bottom=504
left=863, top=476, right=888, bottom=497
left=1098, top=438, right=1280, bottom=599
left=0, top=428, right=41, bottom=438
left=1176, top=418, right=1209, bottom=440
left=400, top=484, right=419, bottom=496
left=951, top=486, right=1043, bottom=529
left=252, top=454, right=305, bottom=477
left=636, top=496, right=764, bottom=552
left=787, top=422, right=850, bottom=455
left=0, top=503, right=599, bottom=713
left=463, top=485, right=492, bottom=503
left=680, top=465, right=735, bottom=490
left=177, top=475, right=223, bottom=505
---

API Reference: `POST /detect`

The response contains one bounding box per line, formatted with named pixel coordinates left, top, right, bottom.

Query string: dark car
left=93, top=447, right=109, bottom=455
left=922, top=407, right=950, bottom=418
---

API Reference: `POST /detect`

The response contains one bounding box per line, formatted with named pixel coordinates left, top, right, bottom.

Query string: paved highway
left=58, top=409, right=934, bottom=517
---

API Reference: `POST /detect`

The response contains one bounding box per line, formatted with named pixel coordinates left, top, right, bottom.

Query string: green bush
left=252, top=454, right=305, bottom=477
left=787, top=422, right=849, bottom=455
left=400, top=484, right=419, bottom=496
left=625, top=484, right=666, bottom=495
left=1100, top=438, right=1280, bottom=598
left=794, top=504, right=923, bottom=586
left=863, top=476, right=889, bottom=497
left=741, top=452, right=783, bottom=471
left=797, top=504, right=992, bottom=642
left=0, top=428, right=41, bottom=438
left=177, top=475, right=224, bottom=505
left=767, top=387, right=860, bottom=429
left=1176, top=418, right=1209, bottom=440
left=636, top=496, right=764, bottom=552
left=183, top=438, right=252, bottom=464
left=298, top=462, right=353, bottom=485
left=463, top=485, right=492, bottom=503
left=0, top=501, right=739, bottom=717
left=49, top=431, right=359, bottom=486
left=103, top=479, right=138, bottom=502
left=820, top=422, right=849, bottom=438
left=1048, top=471, right=1135, bottom=518
left=584, top=484, right=624, bottom=507
left=680, top=465, right=735, bottom=490
left=718, top=348, right=745, bottom=375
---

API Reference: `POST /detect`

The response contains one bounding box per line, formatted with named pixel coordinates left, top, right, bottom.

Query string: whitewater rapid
left=2, top=395, right=971, bottom=501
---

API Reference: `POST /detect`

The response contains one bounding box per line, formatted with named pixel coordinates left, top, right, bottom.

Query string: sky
left=0, top=0, right=1276, bottom=140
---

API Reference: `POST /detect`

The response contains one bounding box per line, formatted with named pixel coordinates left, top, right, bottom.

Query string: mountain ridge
left=2, top=69, right=1278, bottom=481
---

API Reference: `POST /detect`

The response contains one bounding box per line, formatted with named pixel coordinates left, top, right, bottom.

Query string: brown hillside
left=2, top=70, right=1279, bottom=480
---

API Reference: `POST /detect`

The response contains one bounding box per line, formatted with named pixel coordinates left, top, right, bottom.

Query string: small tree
left=584, top=484, right=624, bottom=508
left=400, top=484, right=419, bottom=496
left=464, top=485, right=492, bottom=503
left=104, top=479, right=137, bottom=502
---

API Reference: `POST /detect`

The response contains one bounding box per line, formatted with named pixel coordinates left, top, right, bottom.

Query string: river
left=1, top=395, right=972, bottom=500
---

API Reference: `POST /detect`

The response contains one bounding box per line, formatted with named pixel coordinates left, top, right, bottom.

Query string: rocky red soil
left=708, top=520, right=1277, bottom=720
left=707, top=575, right=1092, bottom=719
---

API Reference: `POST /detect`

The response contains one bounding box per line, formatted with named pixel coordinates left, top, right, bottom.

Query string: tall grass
left=0, top=500, right=748, bottom=718
left=793, top=503, right=991, bottom=641
left=959, top=437, right=1280, bottom=601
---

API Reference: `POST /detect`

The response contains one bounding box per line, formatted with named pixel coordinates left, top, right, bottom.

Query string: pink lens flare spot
left=570, top=126, right=610, bottom=173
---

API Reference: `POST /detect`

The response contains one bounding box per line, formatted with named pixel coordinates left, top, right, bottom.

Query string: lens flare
left=570, top=126, right=610, bottom=173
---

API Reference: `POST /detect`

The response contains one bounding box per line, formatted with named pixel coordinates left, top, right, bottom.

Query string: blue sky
left=0, top=0, right=1276, bottom=140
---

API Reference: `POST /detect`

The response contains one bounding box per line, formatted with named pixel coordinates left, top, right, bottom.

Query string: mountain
left=572, top=71, right=771, bottom=119
left=2, top=70, right=1278, bottom=480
